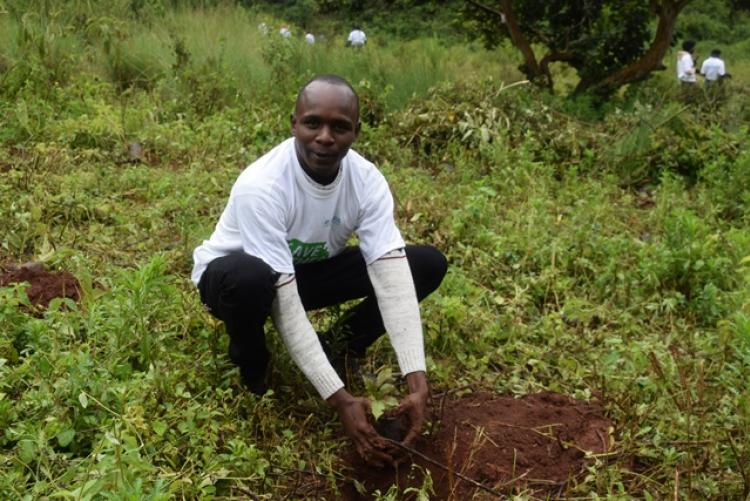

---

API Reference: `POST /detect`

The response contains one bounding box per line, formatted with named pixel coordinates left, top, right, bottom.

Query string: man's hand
left=328, top=388, right=394, bottom=467
left=394, top=371, right=429, bottom=445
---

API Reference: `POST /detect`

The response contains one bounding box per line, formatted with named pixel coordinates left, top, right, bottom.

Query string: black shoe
left=239, top=366, right=267, bottom=396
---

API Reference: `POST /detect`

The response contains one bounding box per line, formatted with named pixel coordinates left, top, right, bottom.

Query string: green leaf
left=78, top=392, right=88, bottom=409
left=152, top=420, right=168, bottom=436
left=18, top=439, right=36, bottom=463
left=57, top=429, right=75, bottom=447
left=371, top=400, right=385, bottom=420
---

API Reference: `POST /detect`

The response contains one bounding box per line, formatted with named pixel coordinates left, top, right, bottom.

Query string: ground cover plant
left=1, top=1, right=750, bottom=499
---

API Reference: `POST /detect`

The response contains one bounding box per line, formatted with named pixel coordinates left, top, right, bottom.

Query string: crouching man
left=191, top=74, right=447, bottom=464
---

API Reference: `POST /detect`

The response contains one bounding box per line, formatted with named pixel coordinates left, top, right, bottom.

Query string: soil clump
left=0, top=262, right=81, bottom=310
left=340, top=391, right=612, bottom=499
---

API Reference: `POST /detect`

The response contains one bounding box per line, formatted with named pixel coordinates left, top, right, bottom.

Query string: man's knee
left=204, top=253, right=277, bottom=306
left=406, top=244, right=448, bottom=294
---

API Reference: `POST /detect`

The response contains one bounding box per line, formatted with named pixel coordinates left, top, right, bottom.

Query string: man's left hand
left=394, top=371, right=429, bottom=445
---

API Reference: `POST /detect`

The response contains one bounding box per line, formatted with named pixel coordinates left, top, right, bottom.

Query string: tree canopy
left=464, top=0, right=693, bottom=96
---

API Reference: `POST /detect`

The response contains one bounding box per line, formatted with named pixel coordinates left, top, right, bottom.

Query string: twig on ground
left=725, top=430, right=749, bottom=498
left=384, top=438, right=506, bottom=498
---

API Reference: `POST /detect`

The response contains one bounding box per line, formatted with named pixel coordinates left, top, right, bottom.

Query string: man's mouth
left=311, top=151, right=337, bottom=161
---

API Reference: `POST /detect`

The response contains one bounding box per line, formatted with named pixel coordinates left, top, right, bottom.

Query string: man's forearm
left=272, top=274, right=344, bottom=399
left=366, top=249, right=426, bottom=376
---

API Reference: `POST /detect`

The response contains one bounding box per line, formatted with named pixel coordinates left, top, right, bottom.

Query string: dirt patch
left=339, top=391, right=612, bottom=499
left=0, top=262, right=81, bottom=309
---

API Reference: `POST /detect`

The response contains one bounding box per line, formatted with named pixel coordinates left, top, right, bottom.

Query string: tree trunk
left=581, top=0, right=691, bottom=95
left=466, top=0, right=552, bottom=88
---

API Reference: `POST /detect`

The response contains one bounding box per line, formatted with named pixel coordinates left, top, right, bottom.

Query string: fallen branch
left=384, top=438, right=506, bottom=498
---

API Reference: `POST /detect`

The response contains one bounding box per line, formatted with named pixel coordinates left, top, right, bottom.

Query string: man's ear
left=290, top=113, right=297, bottom=136
left=354, top=121, right=361, bottom=137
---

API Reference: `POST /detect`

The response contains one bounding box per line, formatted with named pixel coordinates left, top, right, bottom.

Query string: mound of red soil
left=0, top=262, right=81, bottom=309
left=340, top=391, right=612, bottom=499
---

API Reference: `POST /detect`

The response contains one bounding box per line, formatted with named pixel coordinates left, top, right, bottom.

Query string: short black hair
left=295, top=75, right=360, bottom=118
left=711, top=49, right=721, bottom=57
left=682, top=40, right=695, bottom=52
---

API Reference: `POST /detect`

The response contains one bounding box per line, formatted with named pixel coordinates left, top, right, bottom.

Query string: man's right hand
left=327, top=388, right=394, bottom=467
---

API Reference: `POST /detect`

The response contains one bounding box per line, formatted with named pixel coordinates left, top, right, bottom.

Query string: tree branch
left=583, top=0, right=693, bottom=94
left=466, top=0, right=542, bottom=81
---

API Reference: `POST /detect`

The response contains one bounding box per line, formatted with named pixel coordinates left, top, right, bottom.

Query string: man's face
left=291, top=81, right=360, bottom=183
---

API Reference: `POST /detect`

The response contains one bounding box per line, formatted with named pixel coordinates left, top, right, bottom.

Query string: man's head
left=711, top=49, right=721, bottom=58
left=682, top=40, right=695, bottom=53
left=291, top=75, right=360, bottom=184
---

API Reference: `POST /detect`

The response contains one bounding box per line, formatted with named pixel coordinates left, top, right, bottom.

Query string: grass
left=1, top=3, right=749, bottom=499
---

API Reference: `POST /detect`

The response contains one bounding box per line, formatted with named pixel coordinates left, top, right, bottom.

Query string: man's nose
left=316, top=125, right=334, bottom=144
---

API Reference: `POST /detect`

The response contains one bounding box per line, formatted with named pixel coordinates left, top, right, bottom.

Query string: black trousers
left=198, top=245, right=447, bottom=380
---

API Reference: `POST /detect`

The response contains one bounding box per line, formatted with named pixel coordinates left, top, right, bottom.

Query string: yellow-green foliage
left=1, top=2, right=749, bottom=499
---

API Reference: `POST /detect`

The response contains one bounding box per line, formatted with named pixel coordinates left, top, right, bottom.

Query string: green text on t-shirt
left=288, top=239, right=329, bottom=263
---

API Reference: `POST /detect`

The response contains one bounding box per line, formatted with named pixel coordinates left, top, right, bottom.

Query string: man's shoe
left=239, top=366, right=268, bottom=396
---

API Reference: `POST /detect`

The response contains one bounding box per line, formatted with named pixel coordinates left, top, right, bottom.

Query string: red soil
left=0, top=262, right=81, bottom=309
left=339, top=391, right=612, bottom=499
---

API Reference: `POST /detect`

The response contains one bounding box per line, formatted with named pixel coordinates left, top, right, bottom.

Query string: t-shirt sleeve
left=355, top=169, right=405, bottom=264
left=233, top=189, right=294, bottom=273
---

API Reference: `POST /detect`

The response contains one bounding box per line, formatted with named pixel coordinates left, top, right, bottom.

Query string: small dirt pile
left=0, top=262, right=81, bottom=309
left=340, top=391, right=612, bottom=499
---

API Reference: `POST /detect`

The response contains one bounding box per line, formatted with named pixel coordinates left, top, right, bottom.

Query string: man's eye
left=333, top=124, right=350, bottom=132
left=304, top=120, right=320, bottom=128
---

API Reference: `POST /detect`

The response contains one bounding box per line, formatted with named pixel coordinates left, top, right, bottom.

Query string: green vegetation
left=1, top=1, right=749, bottom=498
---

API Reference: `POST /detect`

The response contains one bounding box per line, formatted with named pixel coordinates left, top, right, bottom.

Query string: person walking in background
left=346, top=26, right=367, bottom=48
left=676, top=40, right=697, bottom=85
left=701, top=49, right=727, bottom=85
left=279, top=25, right=291, bottom=39
left=305, top=32, right=316, bottom=45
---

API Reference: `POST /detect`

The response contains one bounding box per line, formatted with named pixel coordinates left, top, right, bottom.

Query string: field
left=1, top=2, right=750, bottom=499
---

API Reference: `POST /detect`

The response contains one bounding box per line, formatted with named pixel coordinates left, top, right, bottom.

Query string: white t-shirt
left=279, top=27, right=291, bottom=39
left=347, top=29, right=366, bottom=46
left=304, top=33, right=315, bottom=44
left=700, top=56, right=725, bottom=81
left=192, top=138, right=405, bottom=284
left=677, top=51, right=696, bottom=82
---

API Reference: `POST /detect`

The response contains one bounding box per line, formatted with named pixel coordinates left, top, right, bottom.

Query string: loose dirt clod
left=340, top=391, right=612, bottom=499
left=0, top=262, right=81, bottom=310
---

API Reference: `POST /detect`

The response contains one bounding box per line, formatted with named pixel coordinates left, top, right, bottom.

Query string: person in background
left=676, top=40, right=697, bottom=85
left=257, top=22, right=268, bottom=36
left=191, top=75, right=447, bottom=465
left=346, top=26, right=367, bottom=48
left=279, top=25, right=291, bottom=39
left=700, top=49, right=727, bottom=85
left=305, top=32, right=316, bottom=45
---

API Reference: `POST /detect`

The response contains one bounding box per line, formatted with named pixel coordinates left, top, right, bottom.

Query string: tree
left=464, top=0, right=693, bottom=96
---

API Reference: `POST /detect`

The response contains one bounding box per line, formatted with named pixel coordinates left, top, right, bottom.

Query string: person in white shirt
left=305, top=32, right=316, bottom=45
left=676, top=40, right=697, bottom=84
left=279, top=25, right=291, bottom=39
left=192, top=75, right=447, bottom=465
left=346, top=26, right=367, bottom=48
left=700, top=49, right=726, bottom=85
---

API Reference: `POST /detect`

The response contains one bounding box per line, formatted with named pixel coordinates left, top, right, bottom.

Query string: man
left=191, top=75, right=447, bottom=464
left=676, top=40, right=697, bottom=85
left=346, top=26, right=367, bottom=48
left=304, top=32, right=316, bottom=45
left=700, top=49, right=726, bottom=85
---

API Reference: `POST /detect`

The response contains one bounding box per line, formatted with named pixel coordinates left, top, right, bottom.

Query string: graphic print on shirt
left=288, top=239, right=329, bottom=263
